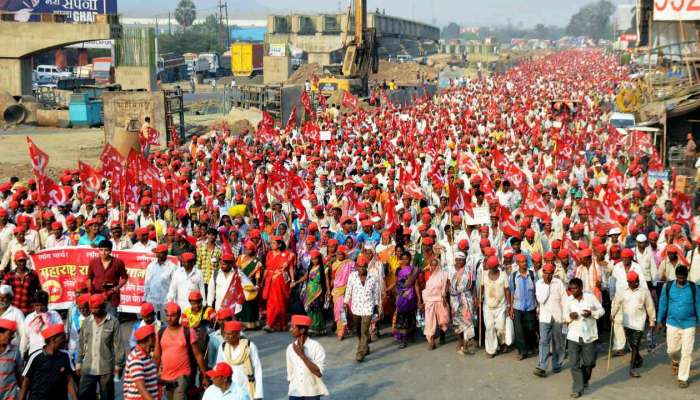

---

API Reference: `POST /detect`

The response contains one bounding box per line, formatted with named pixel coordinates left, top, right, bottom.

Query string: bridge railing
left=0, top=12, right=119, bottom=25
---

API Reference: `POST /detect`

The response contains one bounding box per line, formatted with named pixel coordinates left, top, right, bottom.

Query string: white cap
left=636, top=234, right=647, bottom=242
left=455, top=252, right=466, bottom=260
left=608, top=227, right=621, bottom=236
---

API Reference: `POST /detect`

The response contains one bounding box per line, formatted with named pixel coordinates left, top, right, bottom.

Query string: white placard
left=319, top=131, right=331, bottom=141
left=654, top=0, right=700, bottom=21
left=464, top=206, right=490, bottom=226
left=269, top=43, right=287, bottom=57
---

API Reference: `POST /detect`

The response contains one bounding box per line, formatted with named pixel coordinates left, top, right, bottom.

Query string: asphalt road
left=115, top=320, right=700, bottom=400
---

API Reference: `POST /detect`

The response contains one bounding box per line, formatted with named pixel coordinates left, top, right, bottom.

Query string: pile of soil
left=370, top=60, right=439, bottom=86
left=286, top=63, right=323, bottom=84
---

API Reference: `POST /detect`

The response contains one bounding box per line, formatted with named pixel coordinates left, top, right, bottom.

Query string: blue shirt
left=657, top=282, right=700, bottom=329
left=206, top=331, right=224, bottom=369
left=334, top=231, right=356, bottom=246
left=509, top=270, right=537, bottom=312
left=77, top=234, right=105, bottom=247
left=356, top=230, right=380, bottom=246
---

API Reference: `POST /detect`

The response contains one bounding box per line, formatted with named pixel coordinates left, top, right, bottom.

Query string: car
left=34, top=65, right=72, bottom=82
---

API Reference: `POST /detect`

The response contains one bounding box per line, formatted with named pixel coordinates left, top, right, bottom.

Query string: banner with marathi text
left=31, top=247, right=179, bottom=313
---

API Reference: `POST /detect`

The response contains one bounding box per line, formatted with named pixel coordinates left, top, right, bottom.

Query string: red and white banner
left=31, top=248, right=179, bottom=313
left=654, top=0, right=700, bottom=21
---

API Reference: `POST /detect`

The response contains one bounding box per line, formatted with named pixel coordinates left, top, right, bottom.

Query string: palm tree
left=175, top=0, right=196, bottom=30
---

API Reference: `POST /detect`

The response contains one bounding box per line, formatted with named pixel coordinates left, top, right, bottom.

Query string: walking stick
left=478, top=282, right=484, bottom=348
left=606, top=314, right=614, bottom=372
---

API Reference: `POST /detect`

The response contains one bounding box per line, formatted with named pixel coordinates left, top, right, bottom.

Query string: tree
left=175, top=0, right=196, bottom=30
left=565, top=0, right=615, bottom=41
left=534, top=23, right=548, bottom=38
left=442, top=22, right=460, bottom=40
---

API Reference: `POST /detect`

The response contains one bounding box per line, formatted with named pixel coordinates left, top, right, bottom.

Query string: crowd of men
left=0, top=49, right=699, bottom=399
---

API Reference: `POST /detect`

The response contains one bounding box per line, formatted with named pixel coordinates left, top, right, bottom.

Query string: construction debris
left=369, top=60, right=439, bottom=86
left=286, top=63, right=323, bottom=84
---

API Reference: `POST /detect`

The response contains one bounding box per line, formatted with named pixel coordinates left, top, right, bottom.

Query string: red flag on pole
left=78, top=160, right=102, bottom=195
left=342, top=90, right=359, bottom=109
left=285, top=105, right=297, bottom=134
left=26, top=136, right=49, bottom=177
left=300, top=90, right=314, bottom=117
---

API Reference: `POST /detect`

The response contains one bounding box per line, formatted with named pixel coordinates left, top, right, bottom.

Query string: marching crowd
left=0, top=49, right=700, bottom=400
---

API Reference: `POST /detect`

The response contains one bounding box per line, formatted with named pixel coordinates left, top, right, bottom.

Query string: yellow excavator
left=316, top=0, right=379, bottom=97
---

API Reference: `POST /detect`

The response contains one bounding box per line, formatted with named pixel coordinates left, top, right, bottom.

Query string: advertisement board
left=654, top=0, right=700, bottom=21
left=1, top=0, right=118, bottom=23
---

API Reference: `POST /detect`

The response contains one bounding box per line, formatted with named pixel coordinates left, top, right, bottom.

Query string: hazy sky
left=119, top=0, right=634, bottom=27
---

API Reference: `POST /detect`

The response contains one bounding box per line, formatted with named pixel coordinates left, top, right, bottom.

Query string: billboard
left=654, top=0, right=700, bottom=21
left=1, top=0, right=118, bottom=23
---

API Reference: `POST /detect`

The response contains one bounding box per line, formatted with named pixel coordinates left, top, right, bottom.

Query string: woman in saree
left=450, top=251, right=478, bottom=355
left=392, top=250, right=422, bottom=349
left=262, top=235, right=295, bottom=332
left=299, top=250, right=331, bottom=335
left=422, top=258, right=450, bottom=350
left=345, top=236, right=361, bottom=261
left=236, top=240, right=263, bottom=329
left=331, top=245, right=355, bottom=340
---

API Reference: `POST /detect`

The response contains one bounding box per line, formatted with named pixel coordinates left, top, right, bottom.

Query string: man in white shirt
left=286, top=314, right=329, bottom=399
left=344, top=256, right=379, bottom=362
left=610, top=248, right=645, bottom=356
left=206, top=253, right=237, bottom=312
left=533, top=263, right=567, bottom=377
left=167, top=252, right=205, bottom=311
left=215, top=321, right=263, bottom=400
left=202, top=362, right=250, bottom=400
left=44, top=222, right=72, bottom=249
left=611, top=271, right=655, bottom=378
left=634, top=234, right=658, bottom=289
left=563, top=278, right=605, bottom=398
left=144, top=245, right=176, bottom=320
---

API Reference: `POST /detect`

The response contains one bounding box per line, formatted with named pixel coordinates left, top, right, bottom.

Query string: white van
left=34, top=65, right=73, bottom=82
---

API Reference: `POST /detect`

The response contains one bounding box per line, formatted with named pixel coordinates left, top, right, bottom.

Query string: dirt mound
left=286, top=63, right=323, bottom=84
left=224, top=107, right=262, bottom=134
left=370, top=60, right=439, bottom=86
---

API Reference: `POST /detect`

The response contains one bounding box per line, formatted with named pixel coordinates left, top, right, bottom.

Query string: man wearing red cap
left=76, top=293, right=123, bottom=400
left=156, top=302, right=209, bottom=399
left=20, top=323, right=78, bottom=400
left=481, top=255, right=513, bottom=358
left=534, top=263, right=567, bottom=377
left=206, top=308, right=234, bottom=369
left=128, top=302, right=161, bottom=350
left=2, top=250, right=40, bottom=315
left=66, top=292, right=90, bottom=364
left=610, top=247, right=644, bottom=356
left=202, top=362, right=251, bottom=400
left=109, top=222, right=133, bottom=251
left=45, top=221, right=71, bottom=249
left=0, top=318, right=21, bottom=398
left=132, top=227, right=157, bottom=252
left=206, top=251, right=240, bottom=312
left=144, top=244, right=176, bottom=320
left=611, top=271, right=656, bottom=378
left=215, top=320, right=264, bottom=400
left=287, top=314, right=329, bottom=399
left=168, top=252, right=205, bottom=311
left=78, top=219, right=106, bottom=247
left=0, top=225, right=37, bottom=271
left=123, top=324, right=159, bottom=400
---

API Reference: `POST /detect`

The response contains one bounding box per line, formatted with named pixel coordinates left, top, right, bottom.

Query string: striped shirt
left=123, top=345, right=159, bottom=400
left=0, top=344, right=22, bottom=397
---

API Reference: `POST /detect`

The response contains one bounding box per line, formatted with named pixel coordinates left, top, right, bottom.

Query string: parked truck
left=91, top=57, right=114, bottom=85
left=231, top=43, right=264, bottom=77
left=157, top=53, right=188, bottom=83
left=198, top=53, right=220, bottom=78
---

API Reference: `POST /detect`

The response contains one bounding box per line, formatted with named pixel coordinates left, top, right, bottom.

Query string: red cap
left=621, top=248, right=634, bottom=258
left=76, top=294, right=90, bottom=306
left=14, top=250, right=28, bottom=261
left=531, top=252, right=542, bottom=262
left=486, top=256, right=499, bottom=269
left=0, top=319, right=17, bottom=331
left=89, top=294, right=106, bottom=308
left=41, top=323, right=65, bottom=340
left=626, top=271, right=639, bottom=282
left=140, top=302, right=155, bottom=317
left=165, top=302, right=180, bottom=314
left=181, top=252, right=196, bottom=262
left=458, top=239, right=469, bottom=250
left=515, top=254, right=527, bottom=263
left=291, top=314, right=313, bottom=327
left=134, top=324, right=156, bottom=341
left=223, top=320, right=242, bottom=332
left=543, top=263, right=556, bottom=274
left=216, top=308, right=233, bottom=320
left=578, top=248, right=592, bottom=258
left=154, top=244, right=169, bottom=254
left=188, top=290, right=203, bottom=301
left=206, top=362, right=233, bottom=378
left=221, top=252, right=235, bottom=262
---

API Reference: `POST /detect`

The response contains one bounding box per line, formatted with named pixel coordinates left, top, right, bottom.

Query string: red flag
left=253, top=179, right=267, bottom=228
left=99, top=144, right=125, bottom=179
left=300, top=90, right=314, bottom=117
left=41, top=177, right=70, bottom=207
left=399, top=166, right=423, bottom=200
left=261, top=111, right=275, bottom=130
left=78, top=161, right=102, bottom=195
left=498, top=206, right=520, bottom=238
left=521, top=186, right=549, bottom=220
left=674, top=192, right=693, bottom=223
left=581, top=199, right=616, bottom=232
left=287, top=171, right=309, bottom=222
left=384, top=194, right=398, bottom=232
left=220, top=269, right=245, bottom=311
left=342, top=90, right=359, bottom=109
left=492, top=149, right=509, bottom=171
left=319, top=94, right=327, bottom=113
left=26, top=136, right=49, bottom=177
left=285, top=105, right=297, bottom=134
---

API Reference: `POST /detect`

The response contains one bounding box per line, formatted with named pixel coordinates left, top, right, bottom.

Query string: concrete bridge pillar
left=0, top=58, right=33, bottom=96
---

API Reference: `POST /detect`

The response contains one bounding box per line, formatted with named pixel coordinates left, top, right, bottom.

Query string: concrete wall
left=0, top=58, right=32, bottom=96
left=102, top=91, right=166, bottom=147
left=281, top=85, right=304, bottom=126
left=263, top=56, right=291, bottom=85
left=115, top=66, right=158, bottom=91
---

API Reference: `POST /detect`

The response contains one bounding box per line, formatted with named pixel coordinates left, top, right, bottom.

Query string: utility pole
left=168, top=12, right=172, bottom=35
left=224, top=2, right=230, bottom=48
left=217, top=0, right=225, bottom=53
